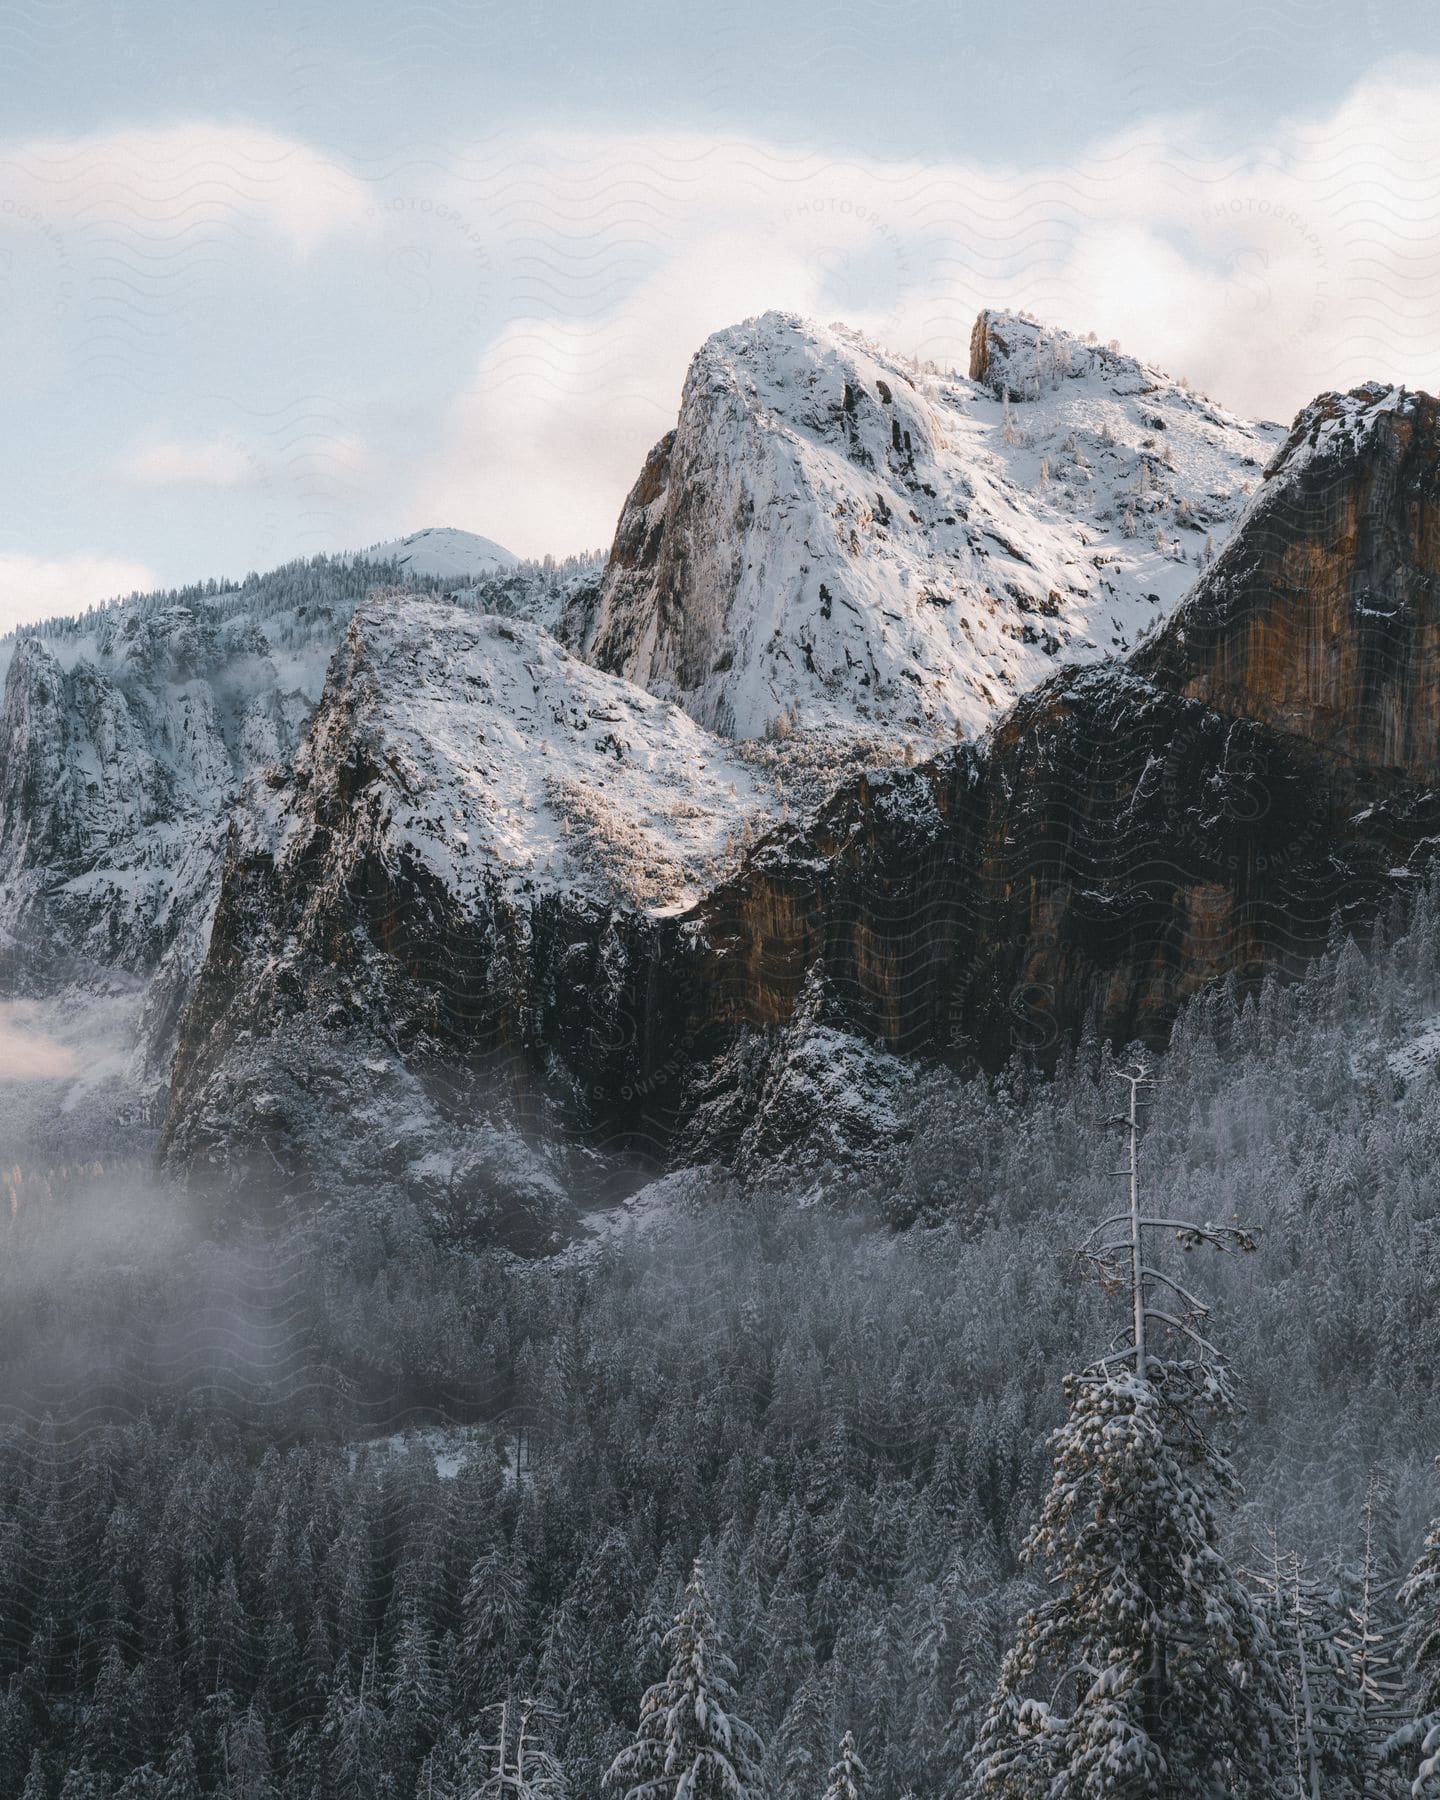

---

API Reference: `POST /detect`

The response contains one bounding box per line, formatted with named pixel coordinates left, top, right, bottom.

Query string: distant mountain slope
left=570, top=309, right=1280, bottom=744
left=0, top=557, right=391, bottom=979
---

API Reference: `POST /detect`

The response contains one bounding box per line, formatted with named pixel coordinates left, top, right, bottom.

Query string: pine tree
left=1387, top=1459, right=1440, bottom=1793
left=1336, top=1472, right=1406, bottom=1795
left=322, top=1652, right=386, bottom=1800
left=604, top=1562, right=763, bottom=1800
left=820, top=1731, right=864, bottom=1800
left=769, top=1669, right=830, bottom=1800
left=1247, top=1535, right=1358, bottom=1798
left=225, top=1707, right=275, bottom=1800
left=388, top=1604, right=446, bottom=1777
left=474, top=1697, right=566, bottom=1800
left=57, top=1762, right=108, bottom=1800
left=157, top=1735, right=199, bottom=1800
left=971, top=1062, right=1291, bottom=1797
left=463, top=1548, right=527, bottom=1699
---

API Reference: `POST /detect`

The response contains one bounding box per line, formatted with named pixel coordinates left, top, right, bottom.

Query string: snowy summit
left=573, top=308, right=1281, bottom=747
left=360, top=526, right=520, bottom=580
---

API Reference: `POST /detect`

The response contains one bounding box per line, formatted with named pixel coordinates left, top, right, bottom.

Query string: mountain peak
left=361, top=526, right=519, bottom=580
left=570, top=307, right=1278, bottom=749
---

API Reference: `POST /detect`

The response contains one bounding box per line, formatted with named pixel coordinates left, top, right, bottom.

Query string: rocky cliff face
left=654, top=377, right=1440, bottom=1119
left=570, top=310, right=1276, bottom=749
left=1138, top=384, right=1440, bottom=775
left=0, top=605, right=308, bottom=991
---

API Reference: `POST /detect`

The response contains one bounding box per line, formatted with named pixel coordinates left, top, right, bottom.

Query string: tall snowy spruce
left=604, top=1562, right=764, bottom=1800
left=970, top=1064, right=1291, bottom=1798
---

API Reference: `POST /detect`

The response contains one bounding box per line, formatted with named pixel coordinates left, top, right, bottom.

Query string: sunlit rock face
left=1139, top=384, right=1440, bottom=779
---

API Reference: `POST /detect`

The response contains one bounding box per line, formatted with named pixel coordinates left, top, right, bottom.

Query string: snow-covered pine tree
left=769, top=1668, right=831, bottom=1800
left=1246, top=1533, right=1359, bottom=1799
left=1385, top=1459, right=1440, bottom=1794
left=463, top=1547, right=527, bottom=1700
left=604, top=1561, right=763, bottom=1800
left=820, top=1730, right=865, bottom=1800
left=474, top=1696, right=566, bottom=1800
left=970, top=1062, right=1292, bottom=1798
left=1336, top=1471, right=1406, bottom=1795
left=157, top=1734, right=199, bottom=1800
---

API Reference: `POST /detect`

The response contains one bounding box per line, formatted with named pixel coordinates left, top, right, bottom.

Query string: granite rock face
left=1139, top=384, right=1440, bottom=777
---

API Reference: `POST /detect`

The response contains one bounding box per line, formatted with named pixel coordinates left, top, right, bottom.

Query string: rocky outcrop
left=648, top=379, right=1440, bottom=1109
left=1138, top=384, right=1440, bottom=776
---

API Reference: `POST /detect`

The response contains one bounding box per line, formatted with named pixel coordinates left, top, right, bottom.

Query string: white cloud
left=119, top=438, right=264, bottom=489
left=0, top=123, right=371, bottom=255
left=0, top=553, right=159, bottom=630
left=400, top=66, right=1440, bottom=553
left=4, top=66, right=1437, bottom=570
left=412, top=228, right=827, bottom=554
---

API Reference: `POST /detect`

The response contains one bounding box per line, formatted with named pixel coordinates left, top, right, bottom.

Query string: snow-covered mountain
left=0, top=543, right=601, bottom=1080
left=164, top=370, right=1440, bottom=1206
left=0, top=560, right=383, bottom=977
left=360, top=526, right=519, bottom=580
left=10, top=303, right=1412, bottom=1238
left=571, top=309, right=1280, bottom=745
left=161, top=599, right=787, bottom=1237
left=253, top=600, right=777, bottom=919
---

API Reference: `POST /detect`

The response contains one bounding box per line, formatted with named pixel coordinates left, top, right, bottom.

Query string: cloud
left=118, top=438, right=264, bottom=489
left=411, top=226, right=827, bottom=553
left=0, top=1005, right=78, bottom=1082
left=4, top=65, right=1437, bottom=571
left=0, top=553, right=159, bottom=630
left=0, top=123, right=371, bottom=255
left=395, top=65, right=1440, bottom=554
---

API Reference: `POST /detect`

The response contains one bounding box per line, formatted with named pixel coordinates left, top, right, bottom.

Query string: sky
left=2, top=0, right=1438, bottom=628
